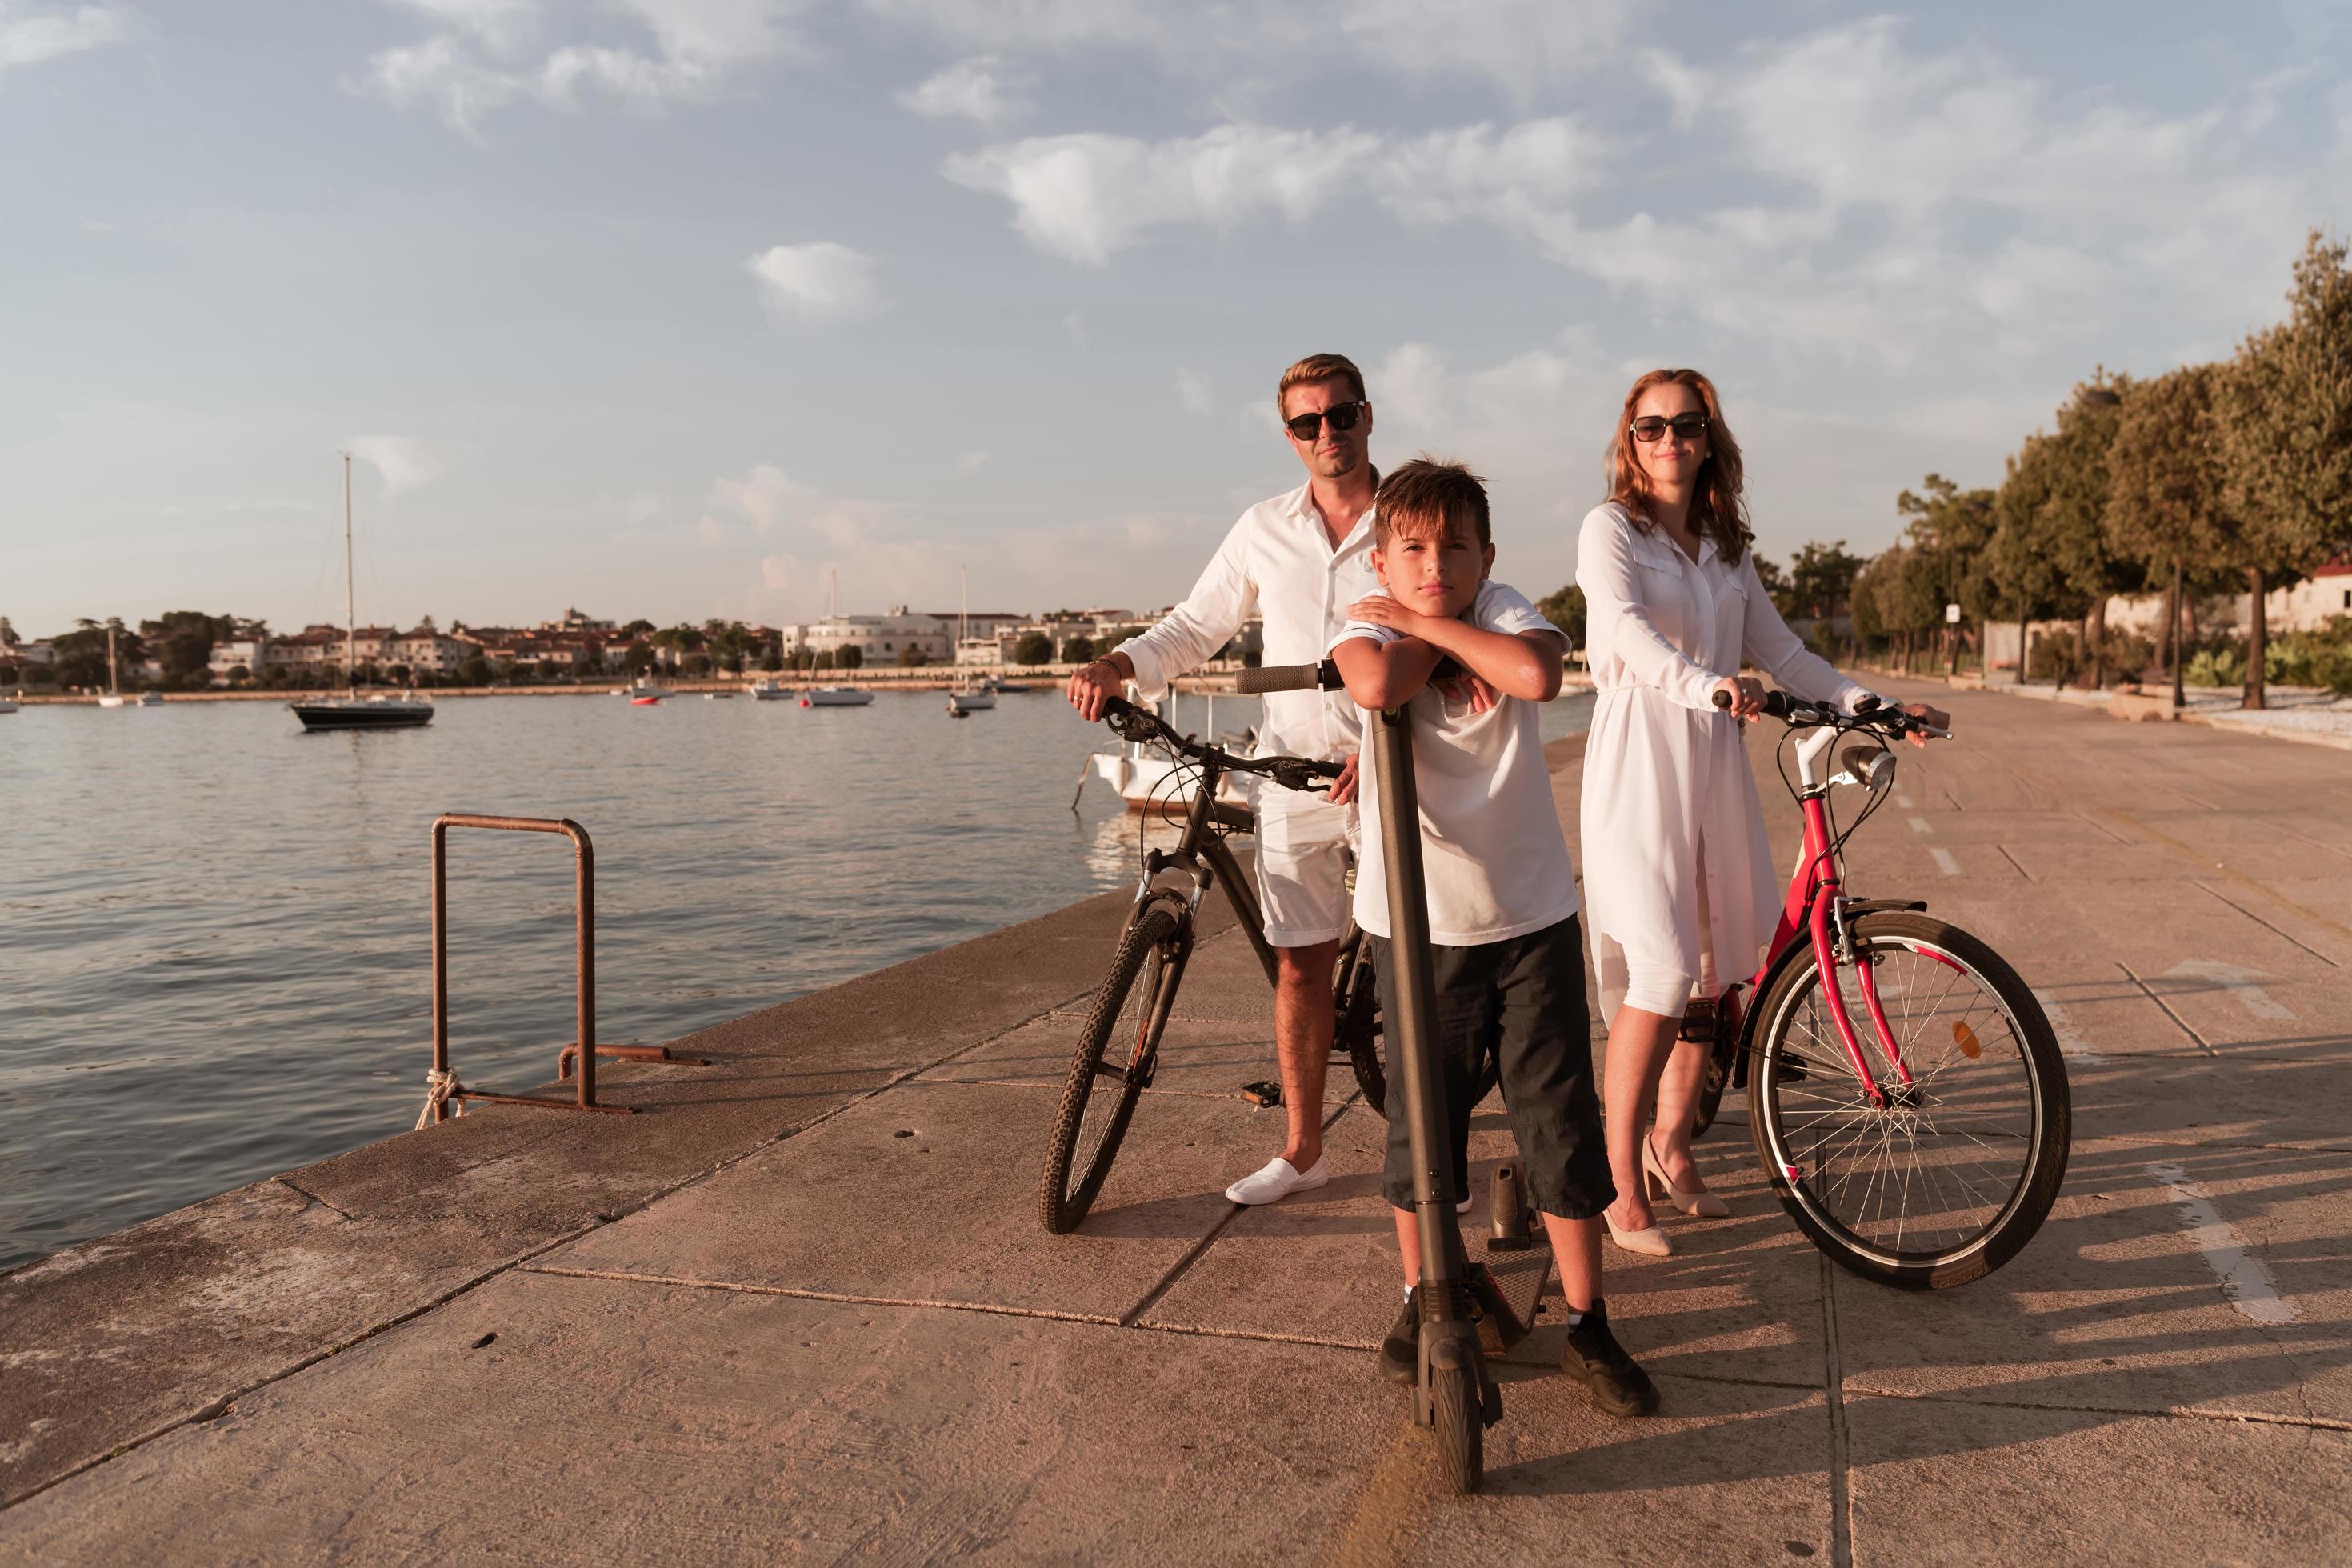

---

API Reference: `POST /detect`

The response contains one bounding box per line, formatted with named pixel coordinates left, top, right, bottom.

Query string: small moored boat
left=801, top=686, right=874, bottom=707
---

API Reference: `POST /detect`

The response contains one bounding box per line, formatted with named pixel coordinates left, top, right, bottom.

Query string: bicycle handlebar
left=1098, top=695, right=1346, bottom=791
left=1713, top=686, right=1950, bottom=738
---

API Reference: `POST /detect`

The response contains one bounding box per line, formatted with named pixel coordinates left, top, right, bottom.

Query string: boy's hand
left=1435, top=672, right=1498, bottom=714
left=1328, top=752, right=1360, bottom=805
left=1346, top=594, right=1428, bottom=637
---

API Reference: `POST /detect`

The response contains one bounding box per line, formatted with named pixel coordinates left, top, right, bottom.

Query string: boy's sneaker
left=1560, top=1302, right=1658, bottom=1416
left=1379, top=1288, right=1419, bottom=1386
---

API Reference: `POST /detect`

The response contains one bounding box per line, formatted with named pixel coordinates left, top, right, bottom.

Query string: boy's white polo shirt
left=1332, top=580, right=1580, bottom=947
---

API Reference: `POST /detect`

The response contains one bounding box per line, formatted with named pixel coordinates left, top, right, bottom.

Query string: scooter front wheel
left=1431, top=1364, right=1483, bottom=1494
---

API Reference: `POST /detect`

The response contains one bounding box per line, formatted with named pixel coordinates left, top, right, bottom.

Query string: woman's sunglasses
left=1630, top=413, right=1709, bottom=443
left=1285, top=401, right=1366, bottom=441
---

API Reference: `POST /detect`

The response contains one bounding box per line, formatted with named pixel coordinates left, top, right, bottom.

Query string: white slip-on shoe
left=1225, top=1157, right=1330, bottom=1206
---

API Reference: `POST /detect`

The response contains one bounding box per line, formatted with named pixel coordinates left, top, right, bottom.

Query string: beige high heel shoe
left=1604, top=1202, right=1671, bottom=1257
left=1644, top=1134, right=1730, bottom=1219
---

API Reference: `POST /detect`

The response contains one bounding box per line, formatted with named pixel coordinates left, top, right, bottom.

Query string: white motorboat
left=97, top=694, right=131, bottom=708
left=290, top=454, right=435, bottom=733
left=748, top=678, right=792, bottom=701
left=946, top=690, right=995, bottom=714
left=1084, top=690, right=1252, bottom=812
left=0, top=699, right=18, bottom=715
left=800, top=686, right=874, bottom=707
left=135, top=690, right=163, bottom=707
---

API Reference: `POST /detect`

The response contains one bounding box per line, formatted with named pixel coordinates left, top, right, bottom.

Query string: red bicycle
left=1690, top=691, right=2070, bottom=1289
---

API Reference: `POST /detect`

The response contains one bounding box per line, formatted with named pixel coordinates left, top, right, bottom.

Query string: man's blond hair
left=1276, top=353, right=1367, bottom=419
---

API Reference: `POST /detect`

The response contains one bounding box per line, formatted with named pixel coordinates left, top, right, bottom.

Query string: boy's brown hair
left=1374, top=458, right=1490, bottom=550
left=1275, top=352, right=1367, bottom=418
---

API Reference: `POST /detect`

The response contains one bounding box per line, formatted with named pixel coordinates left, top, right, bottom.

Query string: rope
left=415, top=1067, right=464, bottom=1131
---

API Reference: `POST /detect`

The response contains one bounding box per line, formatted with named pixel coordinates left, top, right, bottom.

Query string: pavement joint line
left=1819, top=1254, right=1854, bottom=1568
left=1841, top=1386, right=2352, bottom=1434
left=515, top=1265, right=1126, bottom=1327
left=2190, top=880, right=2343, bottom=969
left=1996, top=845, right=2034, bottom=881
left=2097, top=1128, right=2352, bottom=1157
left=2272, top=825, right=2352, bottom=863
left=2049, top=784, right=2352, bottom=949
left=0, top=983, right=1102, bottom=1517
left=1942, top=789, right=1963, bottom=812
left=271, top=1174, right=355, bottom=1221
left=2118, top=961, right=2221, bottom=1058
left=2074, top=810, right=2136, bottom=845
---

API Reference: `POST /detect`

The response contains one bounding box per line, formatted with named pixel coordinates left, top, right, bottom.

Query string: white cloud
left=1175, top=368, right=1213, bottom=415
left=897, top=54, right=1026, bottom=126
left=862, top=0, right=1646, bottom=97
left=955, top=449, right=989, bottom=473
left=746, top=241, right=883, bottom=320
left=348, top=437, right=444, bottom=498
left=944, top=118, right=1606, bottom=266
left=0, top=2, right=132, bottom=70
left=367, top=0, right=809, bottom=130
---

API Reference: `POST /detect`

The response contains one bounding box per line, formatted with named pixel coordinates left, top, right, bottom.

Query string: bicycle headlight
left=1837, top=746, right=1896, bottom=792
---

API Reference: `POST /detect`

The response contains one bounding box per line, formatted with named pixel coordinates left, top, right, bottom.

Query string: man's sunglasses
left=1285, top=401, right=1366, bottom=441
left=1630, top=414, right=1709, bottom=443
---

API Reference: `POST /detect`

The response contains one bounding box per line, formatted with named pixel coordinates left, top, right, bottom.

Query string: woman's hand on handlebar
left=1896, top=702, right=1952, bottom=747
left=1712, top=674, right=1766, bottom=720
left=1327, top=752, right=1360, bottom=806
left=1065, top=658, right=1125, bottom=722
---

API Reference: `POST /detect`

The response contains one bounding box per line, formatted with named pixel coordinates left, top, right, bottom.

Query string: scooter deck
left=1474, top=1238, right=1553, bottom=1354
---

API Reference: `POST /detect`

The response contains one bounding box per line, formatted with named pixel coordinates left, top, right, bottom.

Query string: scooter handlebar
left=1234, top=659, right=1341, bottom=694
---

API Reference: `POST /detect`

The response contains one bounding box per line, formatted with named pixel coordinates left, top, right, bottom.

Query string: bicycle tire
left=1039, top=905, right=1182, bottom=1234
left=1689, top=990, right=1741, bottom=1139
left=1747, top=911, right=2070, bottom=1290
left=1340, top=947, right=1500, bottom=1119
left=1431, top=1364, right=1483, bottom=1495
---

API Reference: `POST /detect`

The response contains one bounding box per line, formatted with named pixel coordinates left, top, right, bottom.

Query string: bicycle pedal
left=1240, top=1080, right=1282, bottom=1107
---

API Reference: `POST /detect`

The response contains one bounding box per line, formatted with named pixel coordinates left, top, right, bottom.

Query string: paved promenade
left=4, top=678, right=2349, bottom=1562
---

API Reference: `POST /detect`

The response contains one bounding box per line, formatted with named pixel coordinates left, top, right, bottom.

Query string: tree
left=2031, top=375, right=2141, bottom=686
left=1535, top=583, right=1587, bottom=647
left=458, top=655, right=491, bottom=685
left=2216, top=229, right=2352, bottom=709
left=2104, top=362, right=2238, bottom=704
left=1013, top=630, right=1054, bottom=666
left=1060, top=634, right=1097, bottom=664
left=837, top=643, right=863, bottom=670
left=1894, top=477, right=1997, bottom=674
left=53, top=618, right=146, bottom=690
left=1782, top=542, right=1866, bottom=652
left=1750, top=554, right=1789, bottom=615
left=1988, top=431, right=2088, bottom=684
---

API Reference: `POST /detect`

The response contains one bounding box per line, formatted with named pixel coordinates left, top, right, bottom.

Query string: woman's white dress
left=1575, top=502, right=1874, bottom=1017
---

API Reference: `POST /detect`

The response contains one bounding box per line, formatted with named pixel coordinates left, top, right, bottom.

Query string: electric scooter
left=1236, top=658, right=1528, bottom=1494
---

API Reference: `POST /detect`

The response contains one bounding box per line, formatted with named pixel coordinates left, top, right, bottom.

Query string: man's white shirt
left=1331, top=580, right=1580, bottom=947
left=1114, top=480, right=1378, bottom=763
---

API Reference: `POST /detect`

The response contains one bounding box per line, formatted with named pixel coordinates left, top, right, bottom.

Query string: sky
left=3, top=1, right=2349, bottom=638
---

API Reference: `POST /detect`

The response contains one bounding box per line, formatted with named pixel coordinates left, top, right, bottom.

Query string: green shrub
left=2186, top=645, right=2246, bottom=688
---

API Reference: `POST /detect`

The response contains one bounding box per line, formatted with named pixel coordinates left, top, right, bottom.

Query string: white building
left=782, top=606, right=954, bottom=663
left=209, top=638, right=267, bottom=680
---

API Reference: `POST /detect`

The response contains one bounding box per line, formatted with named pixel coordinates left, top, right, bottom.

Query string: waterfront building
left=208, top=638, right=267, bottom=680
left=781, top=607, right=954, bottom=664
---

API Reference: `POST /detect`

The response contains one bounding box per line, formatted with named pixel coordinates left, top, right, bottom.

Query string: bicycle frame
left=1118, top=745, right=1282, bottom=986
left=1747, top=722, right=1917, bottom=1109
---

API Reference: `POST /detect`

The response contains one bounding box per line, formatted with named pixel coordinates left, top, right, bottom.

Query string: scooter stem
left=1370, top=705, right=1468, bottom=1300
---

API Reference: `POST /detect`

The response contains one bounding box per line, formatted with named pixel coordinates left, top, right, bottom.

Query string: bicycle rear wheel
left=1748, top=911, right=2070, bottom=1289
left=1340, top=939, right=1499, bottom=1119
left=1040, top=905, right=1182, bottom=1234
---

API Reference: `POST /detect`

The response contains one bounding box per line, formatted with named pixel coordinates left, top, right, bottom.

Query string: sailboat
left=96, top=623, right=132, bottom=707
left=290, top=454, right=434, bottom=732
left=946, top=567, right=994, bottom=715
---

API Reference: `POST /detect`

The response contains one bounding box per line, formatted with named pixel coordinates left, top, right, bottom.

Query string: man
left=1066, top=353, right=1377, bottom=1206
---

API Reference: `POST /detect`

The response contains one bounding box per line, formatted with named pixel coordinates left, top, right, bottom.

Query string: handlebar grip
left=1711, top=690, right=1731, bottom=710
left=1233, top=659, right=1339, bottom=695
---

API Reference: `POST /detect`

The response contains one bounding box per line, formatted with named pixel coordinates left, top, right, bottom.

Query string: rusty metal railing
left=418, top=812, right=703, bottom=1128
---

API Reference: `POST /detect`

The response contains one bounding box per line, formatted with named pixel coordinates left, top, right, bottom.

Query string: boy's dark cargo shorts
left=1366, top=914, right=1614, bottom=1220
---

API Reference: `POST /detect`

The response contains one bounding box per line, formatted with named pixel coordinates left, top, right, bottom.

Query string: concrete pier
left=4, top=678, right=2349, bottom=1562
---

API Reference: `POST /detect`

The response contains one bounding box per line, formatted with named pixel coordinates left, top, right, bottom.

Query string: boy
left=1328, top=458, right=1654, bottom=1416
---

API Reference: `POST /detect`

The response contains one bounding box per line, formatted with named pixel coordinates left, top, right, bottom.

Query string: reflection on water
left=0, top=686, right=1589, bottom=1268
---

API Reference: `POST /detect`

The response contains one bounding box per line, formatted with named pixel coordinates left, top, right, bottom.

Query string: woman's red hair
left=1606, top=368, right=1752, bottom=565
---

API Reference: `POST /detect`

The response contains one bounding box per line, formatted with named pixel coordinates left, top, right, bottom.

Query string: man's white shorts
left=1254, top=783, right=1357, bottom=948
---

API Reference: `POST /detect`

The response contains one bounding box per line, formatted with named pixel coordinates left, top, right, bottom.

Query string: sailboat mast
left=343, top=452, right=356, bottom=691
left=107, top=622, right=118, bottom=695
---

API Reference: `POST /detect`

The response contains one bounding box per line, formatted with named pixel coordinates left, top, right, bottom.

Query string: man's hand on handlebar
left=1065, top=655, right=1130, bottom=722
left=1327, top=752, right=1360, bottom=806
left=1712, top=674, right=1767, bottom=720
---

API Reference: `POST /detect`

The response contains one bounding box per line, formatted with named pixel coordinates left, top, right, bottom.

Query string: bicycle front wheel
left=1039, top=905, right=1182, bottom=1234
left=1748, top=912, right=2070, bottom=1290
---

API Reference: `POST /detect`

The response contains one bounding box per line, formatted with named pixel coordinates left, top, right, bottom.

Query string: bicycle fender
left=1841, top=898, right=1927, bottom=917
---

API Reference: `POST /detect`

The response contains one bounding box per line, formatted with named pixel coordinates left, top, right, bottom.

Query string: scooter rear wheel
left=1431, top=1364, right=1483, bottom=1494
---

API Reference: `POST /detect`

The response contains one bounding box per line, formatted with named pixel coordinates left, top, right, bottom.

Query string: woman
left=1575, top=368, right=1947, bottom=1255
